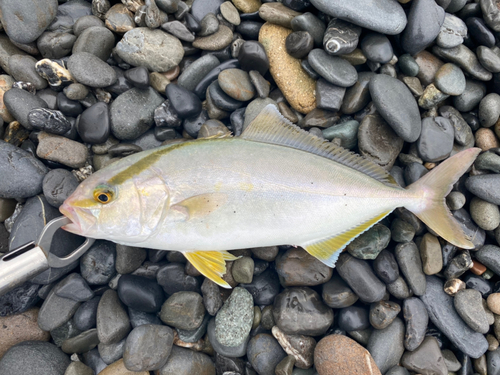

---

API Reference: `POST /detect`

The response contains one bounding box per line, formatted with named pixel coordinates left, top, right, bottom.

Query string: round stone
left=117, top=275, right=164, bottom=313
left=322, top=18, right=361, bottom=56
left=43, top=169, right=79, bottom=208
left=72, top=26, right=115, bottom=61
left=165, top=84, right=202, bottom=119
left=285, top=31, right=314, bottom=59
left=193, top=25, right=233, bottom=51
left=247, top=334, right=287, bottom=375
left=275, top=248, right=333, bottom=287
left=96, top=290, right=131, bottom=345
left=160, top=292, right=205, bottom=330
left=217, top=69, right=255, bottom=102
left=115, top=28, right=184, bottom=72
left=417, top=117, right=454, bottom=162
left=470, top=197, right=500, bottom=231
left=435, top=63, right=466, bottom=96
left=308, top=48, right=358, bottom=87
left=361, top=32, right=394, bottom=63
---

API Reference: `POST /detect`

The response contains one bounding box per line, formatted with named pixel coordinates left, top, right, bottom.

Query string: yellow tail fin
left=406, top=148, right=481, bottom=249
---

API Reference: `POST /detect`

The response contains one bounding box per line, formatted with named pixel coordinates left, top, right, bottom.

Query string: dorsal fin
left=241, top=104, right=400, bottom=188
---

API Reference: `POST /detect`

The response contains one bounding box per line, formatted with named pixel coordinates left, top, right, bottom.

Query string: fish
left=60, top=104, right=481, bottom=288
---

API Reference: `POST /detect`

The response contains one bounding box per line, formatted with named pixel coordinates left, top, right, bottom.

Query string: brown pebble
left=402, top=76, right=424, bottom=97
left=231, top=0, right=261, bottom=13
left=149, top=72, right=170, bottom=93
left=272, top=325, right=316, bottom=369
left=495, top=118, right=500, bottom=139
left=36, top=132, right=89, bottom=168
left=487, top=293, right=500, bottom=315
left=0, top=308, right=50, bottom=359
left=100, top=359, right=148, bottom=375
left=341, top=49, right=367, bottom=65
left=0, top=75, right=14, bottom=122
left=164, top=65, right=180, bottom=81
left=315, top=334, right=381, bottom=375
left=475, top=127, right=499, bottom=151
left=258, top=3, right=301, bottom=29
left=424, top=162, right=436, bottom=169
left=259, top=23, right=316, bottom=114
left=193, top=25, right=233, bottom=51
left=471, top=260, right=487, bottom=276
left=105, top=4, right=135, bottom=33
left=414, top=50, right=445, bottom=86
left=3, top=121, right=29, bottom=147
left=487, top=334, right=499, bottom=351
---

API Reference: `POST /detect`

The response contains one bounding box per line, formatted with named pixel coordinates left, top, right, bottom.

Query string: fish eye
left=93, top=185, right=115, bottom=204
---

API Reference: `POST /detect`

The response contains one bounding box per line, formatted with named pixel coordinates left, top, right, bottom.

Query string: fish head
left=60, top=166, right=170, bottom=243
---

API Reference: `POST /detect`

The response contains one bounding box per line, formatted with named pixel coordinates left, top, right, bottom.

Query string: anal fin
left=301, top=210, right=391, bottom=268
left=184, top=250, right=240, bottom=289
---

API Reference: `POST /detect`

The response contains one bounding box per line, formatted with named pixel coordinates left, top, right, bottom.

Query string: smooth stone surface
left=361, top=32, right=393, bottom=64
left=433, top=44, right=493, bottom=81
left=437, top=13, right=467, bottom=48
left=276, top=248, right=332, bottom=287
left=218, top=69, right=255, bottom=101
left=338, top=306, right=370, bottom=331
left=0, top=341, right=70, bottom=375
left=479, top=93, right=500, bottom=127
left=178, top=54, right=220, bottom=92
left=309, top=0, right=407, bottom=35
left=322, top=18, right=361, bottom=56
left=470, top=197, right=500, bottom=230
left=0, top=0, right=58, bottom=44
left=421, top=276, right=488, bottom=358
left=55, top=273, right=93, bottom=302
left=435, top=63, right=466, bottom=96
left=160, top=292, right=205, bottom=330
left=77, top=102, right=110, bottom=144
left=8, top=55, right=47, bottom=90
left=401, top=0, right=445, bottom=55
left=465, top=175, right=500, bottom=205
left=367, top=318, right=405, bottom=374
left=156, top=262, right=201, bottom=295
left=454, top=288, right=490, bottom=333
left=291, top=12, right=325, bottom=47
left=403, top=297, right=428, bottom=351
left=417, top=116, right=454, bottom=162
left=0, top=140, right=48, bottom=199
left=38, top=288, right=81, bottom=332
left=395, top=242, right=426, bottom=296
left=374, top=249, right=399, bottom=284
left=115, top=28, right=184, bottom=72
left=73, top=26, right=114, bottom=61
left=358, top=113, right=404, bottom=170
left=157, top=346, right=215, bottom=375
left=336, top=253, right=386, bottom=303
left=161, top=21, right=195, bottom=43
left=271, top=325, right=316, bottom=369
left=4, top=88, right=49, bottom=130
left=308, top=49, right=357, bottom=87
left=193, top=25, right=233, bottom=51
left=341, top=71, right=374, bottom=115
left=123, top=324, right=173, bottom=371
left=370, top=300, right=401, bottom=330
left=80, top=241, right=116, bottom=286
left=454, top=79, right=487, bottom=112
left=401, top=336, right=447, bottom=375
left=286, top=31, right=314, bottom=59
left=110, top=88, right=164, bottom=140
left=238, top=40, right=269, bottom=76
left=273, top=287, right=333, bottom=336
left=117, top=274, right=163, bottom=313
left=215, top=287, right=253, bottom=347
left=476, top=245, right=500, bottom=275
left=74, top=296, right=100, bottom=332
left=247, top=334, right=287, bottom=375
left=165, top=84, right=202, bottom=119
left=259, top=23, right=315, bottom=114
left=28, top=108, right=70, bottom=135
left=316, top=79, right=345, bottom=112
left=67, top=52, right=116, bottom=88
left=96, top=290, right=131, bottom=345
left=315, top=334, right=381, bottom=375
left=477, top=46, right=500, bottom=73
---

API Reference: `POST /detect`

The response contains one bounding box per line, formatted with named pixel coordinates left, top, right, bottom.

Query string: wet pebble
left=160, top=291, right=205, bottom=330
left=215, top=287, right=253, bottom=347
left=247, top=334, right=287, bottom=375
left=80, top=241, right=116, bottom=286
left=275, top=248, right=332, bottom=287
left=157, top=345, right=215, bottom=375
left=346, top=223, right=391, bottom=260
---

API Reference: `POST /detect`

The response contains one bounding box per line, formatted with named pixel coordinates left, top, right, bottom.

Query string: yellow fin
left=302, top=210, right=392, bottom=267
left=241, top=104, right=400, bottom=188
left=184, top=251, right=240, bottom=289
left=171, top=193, right=227, bottom=220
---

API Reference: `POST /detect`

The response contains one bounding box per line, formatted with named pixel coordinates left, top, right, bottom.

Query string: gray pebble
left=80, top=240, right=116, bottom=286
left=96, top=289, right=131, bottom=345
left=38, top=285, right=81, bottom=332
left=361, top=32, right=394, bottom=64
left=477, top=45, right=500, bottom=73
left=395, top=242, right=426, bottom=296
left=470, top=196, right=500, bottom=231
left=54, top=273, right=94, bottom=302
left=346, top=223, right=391, bottom=260
left=157, top=345, right=216, bottom=375
left=433, top=44, right=492, bottom=82
left=72, top=26, right=115, bottom=61
left=401, top=336, right=448, bottom=375
left=68, top=52, right=117, bottom=88
left=308, top=49, right=357, bottom=87
left=160, top=291, right=205, bottom=330
left=4, top=88, right=49, bottom=130
left=437, top=13, right=467, bottom=48
left=42, top=169, right=79, bottom=208
left=476, top=245, right=500, bottom=276
left=453, top=79, right=487, bottom=112
left=417, top=116, right=454, bottom=162
left=479, top=93, right=500, bottom=127
left=454, top=288, right=490, bottom=333
left=434, top=63, right=466, bottom=96
left=37, top=32, right=77, bottom=59
left=207, top=317, right=249, bottom=357
left=247, top=334, right=287, bottom=375
left=366, top=318, right=405, bottom=374
left=199, top=13, right=219, bottom=37
left=98, top=338, right=126, bottom=365
left=466, top=174, right=500, bottom=205
left=8, top=55, right=47, bottom=90
left=403, top=297, right=428, bottom=351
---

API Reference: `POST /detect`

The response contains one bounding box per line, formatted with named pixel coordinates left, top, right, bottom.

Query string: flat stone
left=0, top=341, right=70, bottom=375
left=0, top=140, right=48, bottom=199
left=67, top=52, right=116, bottom=88
left=36, top=132, right=88, bottom=169
left=366, top=318, right=405, bottom=374
left=401, top=336, right=447, bottom=375
left=420, top=275, right=488, bottom=358
left=454, top=288, right=490, bottom=333
left=178, top=54, right=220, bottom=92
left=157, top=346, right=215, bottom=375
left=466, top=174, right=500, bottom=205
left=435, top=63, right=466, bottom=96
left=417, top=116, right=454, bottom=162
left=215, top=287, right=253, bottom=347
left=273, top=287, right=333, bottom=336
left=275, top=247, right=332, bottom=287
left=433, top=44, right=493, bottom=81
left=115, top=28, right=184, bottom=72
left=8, top=55, right=47, bottom=90
left=259, top=23, right=315, bottom=114
left=160, top=292, right=205, bottom=330
left=315, top=334, right=381, bottom=375
left=96, top=290, right=131, bottom=345
left=0, top=308, right=50, bottom=359
left=247, top=334, right=287, bottom=375
left=308, top=48, right=357, bottom=87
left=38, top=288, right=81, bottom=332
left=193, top=25, right=233, bottom=51
left=0, top=0, right=58, bottom=44
left=358, top=113, right=404, bottom=170
left=437, top=13, right=467, bottom=48
left=110, top=87, right=164, bottom=140
left=4, top=88, right=48, bottom=130
left=218, top=69, right=255, bottom=101
left=401, top=0, right=445, bottom=55
left=123, top=324, right=173, bottom=371
left=258, top=3, right=301, bottom=29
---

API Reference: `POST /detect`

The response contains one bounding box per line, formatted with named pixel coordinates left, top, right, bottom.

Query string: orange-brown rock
left=259, top=23, right=316, bottom=114
left=99, top=359, right=149, bottom=375
left=0, top=74, right=14, bottom=122
left=475, top=127, right=499, bottom=151
left=0, top=308, right=50, bottom=359
left=315, top=334, right=382, bottom=375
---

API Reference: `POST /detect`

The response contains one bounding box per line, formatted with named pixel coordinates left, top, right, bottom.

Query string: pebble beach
left=1, top=0, right=500, bottom=374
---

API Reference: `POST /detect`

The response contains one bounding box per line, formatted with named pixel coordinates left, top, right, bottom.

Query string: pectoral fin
left=302, top=210, right=391, bottom=267
left=171, top=193, right=228, bottom=221
left=184, top=250, right=240, bottom=288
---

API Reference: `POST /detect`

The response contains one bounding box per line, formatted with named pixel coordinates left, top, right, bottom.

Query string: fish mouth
left=59, top=203, right=83, bottom=234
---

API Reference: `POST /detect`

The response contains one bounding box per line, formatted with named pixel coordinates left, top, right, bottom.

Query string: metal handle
left=0, top=242, right=49, bottom=295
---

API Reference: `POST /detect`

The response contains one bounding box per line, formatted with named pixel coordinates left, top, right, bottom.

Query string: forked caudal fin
left=405, top=147, right=481, bottom=249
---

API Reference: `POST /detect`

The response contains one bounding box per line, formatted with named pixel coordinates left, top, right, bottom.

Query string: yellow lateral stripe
left=304, top=210, right=391, bottom=267
left=184, top=251, right=236, bottom=288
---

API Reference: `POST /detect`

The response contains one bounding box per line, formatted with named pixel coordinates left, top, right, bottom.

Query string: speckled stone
left=215, top=287, right=254, bottom=347
left=259, top=23, right=316, bottom=114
